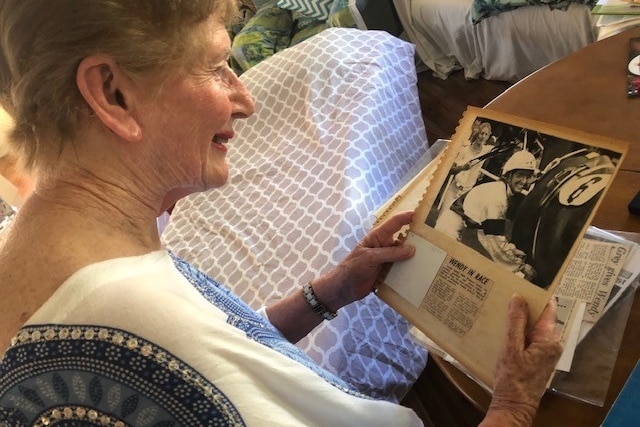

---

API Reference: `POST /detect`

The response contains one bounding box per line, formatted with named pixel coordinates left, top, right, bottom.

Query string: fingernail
left=510, top=293, right=523, bottom=306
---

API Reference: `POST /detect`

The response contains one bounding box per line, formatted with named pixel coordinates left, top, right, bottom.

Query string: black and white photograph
left=425, top=116, right=624, bottom=289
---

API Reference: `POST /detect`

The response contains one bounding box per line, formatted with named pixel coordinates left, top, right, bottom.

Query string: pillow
left=230, top=5, right=293, bottom=73
left=471, top=0, right=598, bottom=24
left=163, top=28, right=431, bottom=402
left=277, top=0, right=334, bottom=21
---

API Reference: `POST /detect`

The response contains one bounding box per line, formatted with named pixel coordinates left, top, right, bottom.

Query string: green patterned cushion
left=229, top=0, right=359, bottom=74
left=292, top=10, right=324, bottom=30
left=253, top=0, right=278, bottom=8
left=230, top=6, right=293, bottom=73
left=471, top=0, right=598, bottom=24
left=290, top=21, right=328, bottom=46
left=276, top=0, right=334, bottom=20
left=325, top=0, right=358, bottom=29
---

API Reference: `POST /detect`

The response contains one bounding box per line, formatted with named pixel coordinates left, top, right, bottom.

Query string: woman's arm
left=265, top=211, right=415, bottom=342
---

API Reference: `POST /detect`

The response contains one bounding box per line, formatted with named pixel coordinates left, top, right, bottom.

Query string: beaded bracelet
left=301, top=281, right=337, bottom=321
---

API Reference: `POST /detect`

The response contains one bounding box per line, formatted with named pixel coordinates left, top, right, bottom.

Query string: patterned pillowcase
left=164, top=28, right=431, bottom=401
left=277, top=0, right=334, bottom=21
left=471, top=0, right=598, bottom=24
left=0, top=197, right=16, bottom=235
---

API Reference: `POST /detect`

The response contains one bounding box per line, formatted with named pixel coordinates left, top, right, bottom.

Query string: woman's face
left=139, top=16, right=254, bottom=204
left=478, top=127, right=490, bottom=142
left=506, top=170, right=533, bottom=194
left=472, top=126, right=490, bottom=146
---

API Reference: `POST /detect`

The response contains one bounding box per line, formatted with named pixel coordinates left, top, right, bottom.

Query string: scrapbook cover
left=376, top=106, right=628, bottom=389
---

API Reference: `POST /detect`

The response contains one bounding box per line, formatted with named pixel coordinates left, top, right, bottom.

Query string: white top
left=21, top=251, right=423, bottom=427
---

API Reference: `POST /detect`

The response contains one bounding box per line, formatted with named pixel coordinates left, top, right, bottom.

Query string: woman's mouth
left=211, top=134, right=230, bottom=153
left=212, top=135, right=228, bottom=145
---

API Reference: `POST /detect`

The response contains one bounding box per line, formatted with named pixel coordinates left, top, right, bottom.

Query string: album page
left=376, top=106, right=629, bottom=388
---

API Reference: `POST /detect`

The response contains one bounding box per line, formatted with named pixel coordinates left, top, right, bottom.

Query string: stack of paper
left=553, top=228, right=640, bottom=373
left=408, top=226, right=640, bottom=390
left=593, top=0, right=640, bottom=40
left=376, top=137, right=639, bottom=396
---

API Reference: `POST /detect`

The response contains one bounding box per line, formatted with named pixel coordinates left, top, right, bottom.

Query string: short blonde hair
left=0, top=0, right=238, bottom=171
left=478, top=122, right=491, bottom=134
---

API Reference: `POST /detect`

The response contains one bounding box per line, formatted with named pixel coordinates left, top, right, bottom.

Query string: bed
left=393, top=0, right=598, bottom=82
left=161, top=28, right=436, bottom=402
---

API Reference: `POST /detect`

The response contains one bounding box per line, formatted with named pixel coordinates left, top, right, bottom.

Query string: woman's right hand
left=479, top=295, right=562, bottom=427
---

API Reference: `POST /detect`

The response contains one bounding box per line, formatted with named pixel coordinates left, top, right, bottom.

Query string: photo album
left=374, top=106, right=631, bottom=389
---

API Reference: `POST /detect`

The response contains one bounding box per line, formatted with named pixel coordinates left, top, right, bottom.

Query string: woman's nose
left=230, top=73, right=254, bottom=119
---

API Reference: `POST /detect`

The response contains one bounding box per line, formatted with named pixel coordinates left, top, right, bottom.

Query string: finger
left=376, top=211, right=414, bottom=235
left=366, top=245, right=415, bottom=265
left=504, top=294, right=528, bottom=352
left=365, top=211, right=414, bottom=247
left=529, top=298, right=560, bottom=342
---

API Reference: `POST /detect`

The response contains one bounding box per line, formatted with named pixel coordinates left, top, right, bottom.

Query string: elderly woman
left=0, top=1, right=561, bottom=426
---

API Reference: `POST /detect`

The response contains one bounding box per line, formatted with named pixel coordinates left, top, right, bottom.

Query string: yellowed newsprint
left=376, top=106, right=629, bottom=389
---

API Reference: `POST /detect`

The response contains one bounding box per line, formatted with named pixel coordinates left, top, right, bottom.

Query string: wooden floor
left=400, top=69, right=512, bottom=427
left=416, top=69, right=512, bottom=144
left=401, top=355, right=486, bottom=427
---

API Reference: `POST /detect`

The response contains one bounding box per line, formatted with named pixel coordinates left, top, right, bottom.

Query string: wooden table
left=434, top=27, right=640, bottom=426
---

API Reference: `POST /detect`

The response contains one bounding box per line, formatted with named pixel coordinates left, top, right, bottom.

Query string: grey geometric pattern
left=0, top=197, right=15, bottom=235
left=162, top=28, right=429, bottom=402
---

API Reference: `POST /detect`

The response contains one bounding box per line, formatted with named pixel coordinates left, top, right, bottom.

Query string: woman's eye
left=206, top=61, right=237, bottom=84
left=213, top=62, right=231, bottom=77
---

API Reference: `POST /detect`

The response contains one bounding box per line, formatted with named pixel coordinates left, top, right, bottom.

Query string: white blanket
left=394, top=0, right=597, bottom=82
left=162, top=28, right=433, bottom=402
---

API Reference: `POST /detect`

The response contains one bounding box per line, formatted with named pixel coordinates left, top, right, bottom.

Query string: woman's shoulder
left=0, top=254, right=254, bottom=427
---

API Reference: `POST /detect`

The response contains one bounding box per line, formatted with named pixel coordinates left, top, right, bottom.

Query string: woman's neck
left=24, top=172, right=165, bottom=258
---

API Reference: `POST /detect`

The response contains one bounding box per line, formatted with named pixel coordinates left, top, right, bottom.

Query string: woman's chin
left=159, top=187, right=195, bottom=214
left=206, top=170, right=229, bottom=188
left=159, top=173, right=228, bottom=212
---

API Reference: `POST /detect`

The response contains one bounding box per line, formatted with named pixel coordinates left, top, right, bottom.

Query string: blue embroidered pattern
left=0, top=252, right=365, bottom=426
left=0, top=325, right=245, bottom=426
left=169, top=252, right=363, bottom=396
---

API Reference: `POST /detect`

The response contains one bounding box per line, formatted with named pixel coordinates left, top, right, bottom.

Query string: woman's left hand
left=311, top=211, right=416, bottom=311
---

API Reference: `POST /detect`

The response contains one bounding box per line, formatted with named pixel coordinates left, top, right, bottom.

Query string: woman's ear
left=76, top=55, right=142, bottom=142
